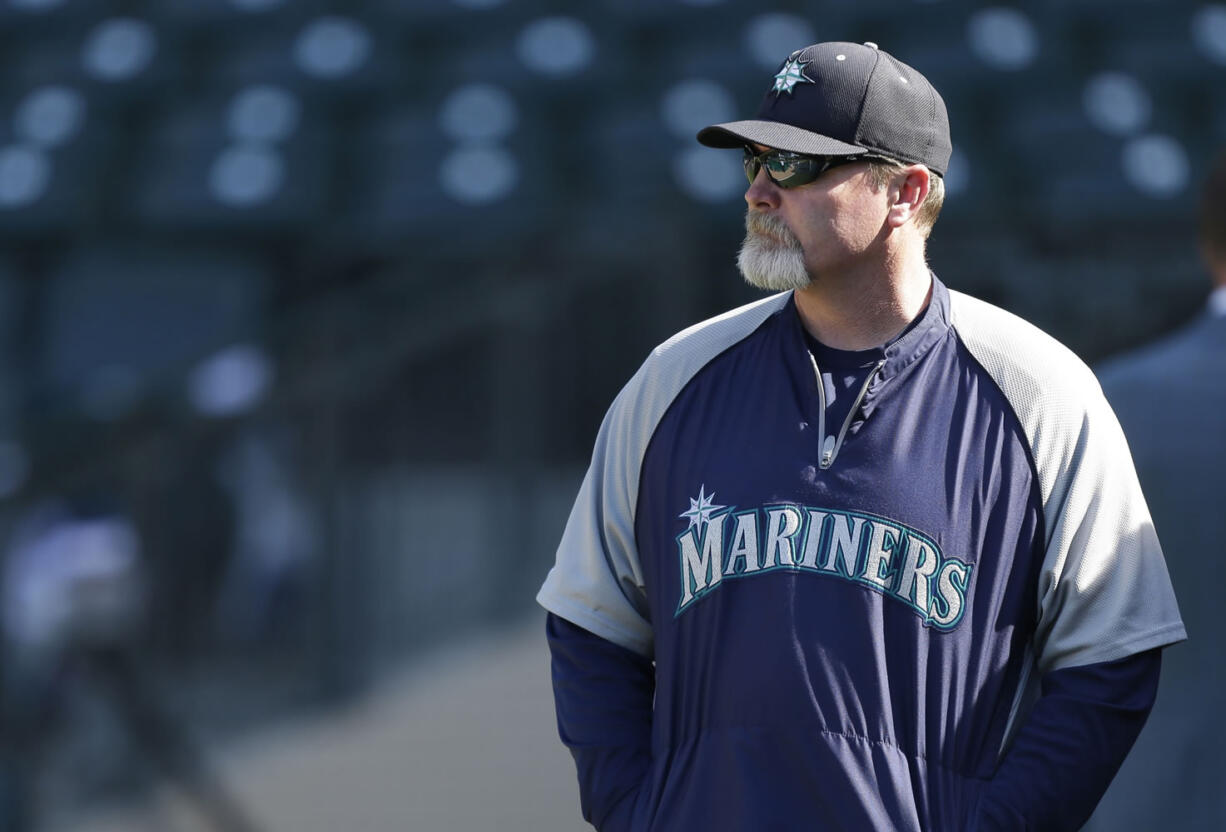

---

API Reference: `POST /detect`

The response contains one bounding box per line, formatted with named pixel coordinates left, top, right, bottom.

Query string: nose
left=744, top=168, right=781, bottom=212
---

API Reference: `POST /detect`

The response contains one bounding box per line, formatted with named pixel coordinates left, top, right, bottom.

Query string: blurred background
left=0, top=0, right=1220, bottom=830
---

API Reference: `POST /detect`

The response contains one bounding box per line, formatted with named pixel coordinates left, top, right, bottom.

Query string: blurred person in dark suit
left=1087, top=149, right=1226, bottom=831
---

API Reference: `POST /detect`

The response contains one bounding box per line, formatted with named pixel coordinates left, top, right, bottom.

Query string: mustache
left=745, top=211, right=800, bottom=247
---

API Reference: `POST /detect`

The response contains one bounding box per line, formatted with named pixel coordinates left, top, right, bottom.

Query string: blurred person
left=1086, top=150, right=1226, bottom=830
left=0, top=495, right=259, bottom=832
left=536, top=42, right=1185, bottom=831
left=0, top=498, right=145, bottom=831
left=212, top=430, right=316, bottom=647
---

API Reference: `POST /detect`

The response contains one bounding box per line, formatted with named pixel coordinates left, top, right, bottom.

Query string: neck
left=793, top=243, right=932, bottom=350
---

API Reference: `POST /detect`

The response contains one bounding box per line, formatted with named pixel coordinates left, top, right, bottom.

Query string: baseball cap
left=697, top=41, right=952, bottom=176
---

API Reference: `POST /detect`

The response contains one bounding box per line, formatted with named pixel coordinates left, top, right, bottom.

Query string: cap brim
left=697, top=120, right=866, bottom=156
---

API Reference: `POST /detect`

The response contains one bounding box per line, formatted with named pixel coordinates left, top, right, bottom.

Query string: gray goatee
left=737, top=211, right=811, bottom=292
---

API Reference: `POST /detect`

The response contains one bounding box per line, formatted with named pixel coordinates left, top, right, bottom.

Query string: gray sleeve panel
left=536, top=292, right=792, bottom=658
left=949, top=290, right=1186, bottom=674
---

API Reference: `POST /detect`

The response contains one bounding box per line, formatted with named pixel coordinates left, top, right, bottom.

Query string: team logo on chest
left=674, top=486, right=973, bottom=630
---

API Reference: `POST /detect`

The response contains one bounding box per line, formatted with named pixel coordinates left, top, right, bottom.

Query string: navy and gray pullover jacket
left=538, top=276, right=1185, bottom=830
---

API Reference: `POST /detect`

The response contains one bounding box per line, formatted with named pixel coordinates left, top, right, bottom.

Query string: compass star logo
left=679, top=485, right=726, bottom=530
left=772, top=56, right=813, bottom=97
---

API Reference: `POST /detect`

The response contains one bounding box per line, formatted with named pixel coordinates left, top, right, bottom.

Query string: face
left=738, top=146, right=892, bottom=292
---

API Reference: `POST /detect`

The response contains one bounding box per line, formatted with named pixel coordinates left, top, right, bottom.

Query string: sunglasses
left=742, top=146, right=874, bottom=189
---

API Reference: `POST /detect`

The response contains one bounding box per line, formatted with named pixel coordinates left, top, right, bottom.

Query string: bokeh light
left=294, top=17, right=372, bottom=79
left=1122, top=134, right=1190, bottom=198
left=189, top=344, right=274, bottom=417
left=0, top=145, right=51, bottom=208
left=14, top=86, right=86, bottom=149
left=228, top=85, right=301, bottom=144
left=82, top=18, right=157, bottom=82
left=673, top=146, right=743, bottom=203
left=517, top=17, right=595, bottom=77
left=1193, top=4, right=1226, bottom=65
left=210, top=145, right=286, bottom=206
left=1084, top=72, right=1151, bottom=137
left=967, top=8, right=1039, bottom=70
left=439, top=146, right=519, bottom=204
left=661, top=80, right=735, bottom=141
left=439, top=84, right=519, bottom=143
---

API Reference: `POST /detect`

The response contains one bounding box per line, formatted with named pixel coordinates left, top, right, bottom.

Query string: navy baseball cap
left=697, top=41, right=952, bottom=176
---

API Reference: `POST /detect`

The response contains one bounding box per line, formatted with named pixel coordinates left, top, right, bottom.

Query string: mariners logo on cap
left=772, top=54, right=813, bottom=97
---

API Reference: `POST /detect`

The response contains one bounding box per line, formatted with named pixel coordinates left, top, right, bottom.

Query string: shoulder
left=948, top=289, right=1100, bottom=407
left=617, top=291, right=791, bottom=413
left=592, top=290, right=792, bottom=472
left=537, top=292, right=792, bottom=656
left=948, top=290, right=1120, bottom=509
left=646, top=291, right=790, bottom=370
left=947, top=293, right=1185, bottom=675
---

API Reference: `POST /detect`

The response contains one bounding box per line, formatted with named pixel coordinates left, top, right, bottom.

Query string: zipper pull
left=820, top=435, right=836, bottom=468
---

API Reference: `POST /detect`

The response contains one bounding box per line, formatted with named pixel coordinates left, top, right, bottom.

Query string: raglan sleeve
left=975, top=382, right=1186, bottom=831
left=536, top=366, right=654, bottom=657
left=536, top=292, right=784, bottom=830
left=951, top=292, right=1188, bottom=831
left=950, top=290, right=1186, bottom=666
left=1029, top=379, right=1186, bottom=674
left=538, top=291, right=788, bottom=650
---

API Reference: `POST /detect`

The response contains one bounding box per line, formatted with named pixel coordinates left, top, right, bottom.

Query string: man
left=538, top=41, right=1185, bottom=831
left=1085, top=150, right=1226, bottom=830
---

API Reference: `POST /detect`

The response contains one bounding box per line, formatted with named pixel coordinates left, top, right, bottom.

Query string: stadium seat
left=41, top=244, right=267, bottom=399
left=332, top=108, right=552, bottom=257
left=206, top=16, right=405, bottom=108
left=0, top=90, right=116, bottom=235
left=3, top=17, right=183, bottom=113
left=128, top=100, right=331, bottom=233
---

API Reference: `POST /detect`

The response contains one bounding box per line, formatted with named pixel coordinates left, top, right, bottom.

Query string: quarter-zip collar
left=858, top=272, right=951, bottom=422
left=788, top=273, right=949, bottom=367
left=784, top=273, right=953, bottom=467
left=786, top=272, right=951, bottom=388
left=874, top=272, right=952, bottom=383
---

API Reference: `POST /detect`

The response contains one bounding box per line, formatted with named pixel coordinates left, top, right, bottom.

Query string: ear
left=885, top=165, right=931, bottom=230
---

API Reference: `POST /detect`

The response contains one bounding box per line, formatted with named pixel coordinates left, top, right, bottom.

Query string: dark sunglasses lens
left=743, top=148, right=826, bottom=189
left=767, top=154, right=819, bottom=188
